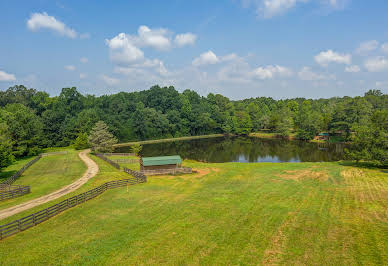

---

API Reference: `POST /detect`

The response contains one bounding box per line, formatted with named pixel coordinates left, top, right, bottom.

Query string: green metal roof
left=141, top=155, right=182, bottom=166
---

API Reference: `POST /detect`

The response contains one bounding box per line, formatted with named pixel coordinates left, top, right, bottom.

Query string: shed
left=317, top=132, right=330, bottom=141
left=140, top=155, right=182, bottom=171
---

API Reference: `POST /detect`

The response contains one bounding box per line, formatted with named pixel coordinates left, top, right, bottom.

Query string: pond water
left=115, top=136, right=347, bottom=163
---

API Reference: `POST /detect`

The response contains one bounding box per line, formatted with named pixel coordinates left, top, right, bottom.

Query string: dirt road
left=0, top=149, right=99, bottom=220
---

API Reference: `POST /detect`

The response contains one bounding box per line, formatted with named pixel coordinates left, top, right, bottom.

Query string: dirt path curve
left=0, top=149, right=99, bottom=221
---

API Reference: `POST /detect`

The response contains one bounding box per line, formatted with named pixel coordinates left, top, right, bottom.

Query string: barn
left=140, top=155, right=182, bottom=171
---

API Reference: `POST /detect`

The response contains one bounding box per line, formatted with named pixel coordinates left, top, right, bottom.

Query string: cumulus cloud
left=314, top=50, right=351, bottom=67
left=174, top=33, right=197, bottom=47
left=135, top=25, right=171, bottom=51
left=101, top=74, right=120, bottom=86
left=192, top=51, right=220, bottom=66
left=259, top=0, right=308, bottom=18
left=80, top=73, right=87, bottom=79
left=356, top=40, right=379, bottom=54
left=345, top=65, right=360, bottom=73
left=27, top=12, right=77, bottom=38
left=80, top=57, right=88, bottom=63
left=298, top=67, right=334, bottom=80
left=251, top=65, right=292, bottom=79
left=0, top=70, right=16, bottom=81
left=106, top=33, right=144, bottom=65
left=64, top=65, right=76, bottom=71
left=364, top=57, right=388, bottom=72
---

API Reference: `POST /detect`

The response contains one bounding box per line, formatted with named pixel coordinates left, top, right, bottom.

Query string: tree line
left=0, top=85, right=387, bottom=168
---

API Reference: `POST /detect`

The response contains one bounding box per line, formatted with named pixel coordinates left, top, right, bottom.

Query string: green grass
left=0, top=149, right=86, bottom=210
left=1, top=157, right=388, bottom=264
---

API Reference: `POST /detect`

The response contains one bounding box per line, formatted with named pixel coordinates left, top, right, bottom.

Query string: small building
left=140, top=155, right=182, bottom=171
left=316, top=132, right=330, bottom=141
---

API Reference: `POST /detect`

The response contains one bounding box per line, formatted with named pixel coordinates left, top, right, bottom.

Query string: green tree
left=295, top=101, right=320, bottom=140
left=0, top=120, right=14, bottom=170
left=130, top=143, right=142, bottom=155
left=74, top=133, right=90, bottom=150
left=346, top=110, right=388, bottom=165
left=88, top=121, right=117, bottom=153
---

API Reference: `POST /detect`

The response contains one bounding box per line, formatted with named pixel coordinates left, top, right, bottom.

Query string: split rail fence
left=95, top=153, right=120, bottom=169
left=0, top=155, right=41, bottom=186
left=0, top=174, right=146, bottom=240
left=140, top=167, right=192, bottom=175
left=0, top=185, right=31, bottom=201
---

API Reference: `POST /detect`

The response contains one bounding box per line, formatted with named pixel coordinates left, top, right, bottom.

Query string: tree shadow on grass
left=0, top=170, right=17, bottom=181
left=339, top=160, right=388, bottom=173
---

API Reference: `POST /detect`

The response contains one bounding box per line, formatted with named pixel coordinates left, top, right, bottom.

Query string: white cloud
left=251, top=65, right=292, bottom=79
left=298, top=67, right=334, bottom=80
left=241, top=0, right=348, bottom=18
left=174, top=33, right=197, bottom=47
left=314, top=50, right=351, bottom=67
left=64, top=65, right=76, bottom=71
left=101, top=74, right=120, bottom=86
left=345, top=65, right=360, bottom=73
left=260, top=0, right=308, bottom=18
left=0, top=70, right=16, bottom=81
left=106, top=33, right=144, bottom=65
left=27, top=12, right=77, bottom=38
left=80, top=73, right=87, bottom=79
left=136, top=25, right=171, bottom=51
left=382, top=43, right=388, bottom=54
left=192, top=51, right=220, bottom=66
left=356, top=40, right=379, bottom=54
left=364, top=57, right=388, bottom=72
left=80, top=57, right=88, bottom=63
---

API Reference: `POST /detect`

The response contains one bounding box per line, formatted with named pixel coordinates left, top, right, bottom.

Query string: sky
left=1, top=0, right=388, bottom=100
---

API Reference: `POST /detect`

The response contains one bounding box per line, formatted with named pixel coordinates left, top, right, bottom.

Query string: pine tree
left=88, top=121, right=117, bottom=153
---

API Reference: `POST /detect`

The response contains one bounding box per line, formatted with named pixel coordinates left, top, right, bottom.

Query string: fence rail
left=112, top=158, right=139, bottom=164
left=0, top=185, right=31, bottom=202
left=140, top=167, right=192, bottom=176
left=95, top=153, right=120, bottom=170
left=0, top=155, right=41, bottom=186
left=0, top=175, right=146, bottom=240
left=103, top=153, right=136, bottom=156
left=123, top=167, right=147, bottom=179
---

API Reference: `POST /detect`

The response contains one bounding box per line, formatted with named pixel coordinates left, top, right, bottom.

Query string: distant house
left=140, top=155, right=182, bottom=171
left=316, top=132, right=330, bottom=141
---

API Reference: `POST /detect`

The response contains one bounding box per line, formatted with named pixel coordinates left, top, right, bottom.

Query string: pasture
left=0, top=150, right=86, bottom=210
left=0, top=157, right=387, bottom=265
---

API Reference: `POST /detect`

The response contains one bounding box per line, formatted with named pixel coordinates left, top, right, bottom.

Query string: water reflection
left=115, top=136, right=347, bottom=163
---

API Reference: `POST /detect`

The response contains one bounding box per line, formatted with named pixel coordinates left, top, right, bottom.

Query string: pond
left=115, top=136, right=347, bottom=163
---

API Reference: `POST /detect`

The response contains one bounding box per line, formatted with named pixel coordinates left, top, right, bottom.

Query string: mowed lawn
left=0, top=149, right=86, bottom=210
left=0, top=159, right=388, bottom=265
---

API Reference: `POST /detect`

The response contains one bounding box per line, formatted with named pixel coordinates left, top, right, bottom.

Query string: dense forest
left=0, top=85, right=387, bottom=168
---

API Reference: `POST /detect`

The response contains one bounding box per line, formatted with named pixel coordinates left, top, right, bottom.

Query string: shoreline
left=114, top=132, right=348, bottom=147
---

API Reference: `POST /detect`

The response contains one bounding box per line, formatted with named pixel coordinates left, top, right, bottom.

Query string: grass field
left=1, top=156, right=387, bottom=264
left=0, top=149, right=86, bottom=210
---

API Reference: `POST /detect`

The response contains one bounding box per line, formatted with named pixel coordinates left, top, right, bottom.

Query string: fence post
left=18, top=219, right=21, bottom=232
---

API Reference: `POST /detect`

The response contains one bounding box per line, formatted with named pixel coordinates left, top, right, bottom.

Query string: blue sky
left=1, top=0, right=388, bottom=99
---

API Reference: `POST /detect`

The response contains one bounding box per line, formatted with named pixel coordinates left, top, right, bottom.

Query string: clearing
left=0, top=158, right=387, bottom=265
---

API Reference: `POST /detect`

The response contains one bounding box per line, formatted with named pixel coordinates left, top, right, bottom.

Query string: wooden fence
left=112, top=158, right=139, bottom=164
left=123, top=167, right=147, bottom=179
left=0, top=185, right=31, bottom=201
left=140, top=167, right=192, bottom=176
left=0, top=175, right=146, bottom=240
left=103, top=153, right=136, bottom=156
left=95, top=153, right=120, bottom=170
left=0, top=155, right=41, bottom=186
